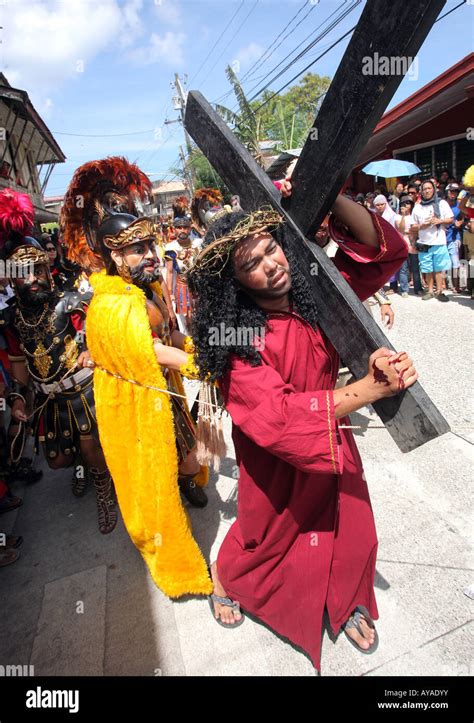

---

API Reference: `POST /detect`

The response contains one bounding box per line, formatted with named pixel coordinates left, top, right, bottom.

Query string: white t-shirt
left=412, top=200, right=453, bottom=246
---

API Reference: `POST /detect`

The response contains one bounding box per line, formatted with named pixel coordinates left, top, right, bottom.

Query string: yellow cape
left=87, top=270, right=212, bottom=597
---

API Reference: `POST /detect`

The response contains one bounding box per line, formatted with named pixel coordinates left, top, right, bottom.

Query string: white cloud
left=1, top=0, right=149, bottom=101
left=128, top=31, right=186, bottom=66
left=153, top=1, right=183, bottom=27
left=120, top=0, right=146, bottom=48
left=40, top=98, right=54, bottom=118
left=235, top=42, right=265, bottom=70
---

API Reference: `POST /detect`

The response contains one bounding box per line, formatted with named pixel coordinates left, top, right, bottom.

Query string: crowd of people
left=343, top=171, right=474, bottom=301
left=0, top=155, right=472, bottom=673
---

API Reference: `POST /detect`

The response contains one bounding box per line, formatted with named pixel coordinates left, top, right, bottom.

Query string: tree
left=170, top=70, right=332, bottom=192
left=252, top=73, right=331, bottom=149
left=187, top=147, right=230, bottom=200
left=215, top=65, right=265, bottom=166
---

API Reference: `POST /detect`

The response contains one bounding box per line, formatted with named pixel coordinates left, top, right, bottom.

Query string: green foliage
left=187, top=148, right=230, bottom=200
left=173, top=69, right=332, bottom=192
left=252, top=73, right=331, bottom=148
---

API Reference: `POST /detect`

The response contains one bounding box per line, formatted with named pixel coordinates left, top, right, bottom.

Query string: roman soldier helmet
left=60, top=156, right=157, bottom=277
left=0, top=189, right=53, bottom=289
left=190, top=187, right=224, bottom=229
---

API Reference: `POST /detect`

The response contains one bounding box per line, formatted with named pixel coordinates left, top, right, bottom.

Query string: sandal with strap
left=342, top=605, right=379, bottom=654
left=90, top=468, right=117, bottom=535
left=208, top=593, right=245, bottom=628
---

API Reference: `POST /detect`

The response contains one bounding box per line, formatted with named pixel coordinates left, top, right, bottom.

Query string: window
left=434, top=141, right=452, bottom=177
left=397, top=150, right=415, bottom=164
left=415, top=146, right=432, bottom=178
left=455, top=137, right=474, bottom=181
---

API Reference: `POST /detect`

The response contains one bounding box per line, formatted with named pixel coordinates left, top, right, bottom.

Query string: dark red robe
left=217, top=212, right=407, bottom=671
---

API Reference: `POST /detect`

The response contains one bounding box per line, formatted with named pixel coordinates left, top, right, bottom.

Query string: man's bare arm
left=330, top=195, right=378, bottom=248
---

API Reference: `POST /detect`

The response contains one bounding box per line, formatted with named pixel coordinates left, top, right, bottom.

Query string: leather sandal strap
left=211, top=593, right=240, bottom=611
left=344, top=608, right=374, bottom=636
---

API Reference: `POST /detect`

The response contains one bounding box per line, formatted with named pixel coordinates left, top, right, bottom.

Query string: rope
left=94, top=364, right=223, bottom=412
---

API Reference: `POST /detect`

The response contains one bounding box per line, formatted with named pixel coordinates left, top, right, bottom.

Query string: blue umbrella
left=362, top=159, right=421, bottom=179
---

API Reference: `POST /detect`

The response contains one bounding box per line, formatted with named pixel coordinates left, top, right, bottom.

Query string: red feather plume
left=60, top=156, right=153, bottom=270
left=0, top=189, right=34, bottom=245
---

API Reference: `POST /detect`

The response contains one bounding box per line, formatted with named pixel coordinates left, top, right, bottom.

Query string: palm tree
left=215, top=65, right=265, bottom=167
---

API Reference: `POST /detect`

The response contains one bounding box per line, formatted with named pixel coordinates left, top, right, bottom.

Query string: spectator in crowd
left=374, top=194, right=398, bottom=226
left=388, top=181, right=405, bottom=212
left=462, top=217, right=474, bottom=299
left=364, top=192, right=375, bottom=210
left=40, top=235, right=63, bottom=290
left=438, top=169, right=450, bottom=195
left=396, top=196, right=423, bottom=296
left=407, top=184, right=419, bottom=203
left=444, top=182, right=463, bottom=293
left=431, top=176, right=448, bottom=200
left=412, top=180, right=454, bottom=302
left=373, top=195, right=402, bottom=294
left=164, top=216, right=202, bottom=333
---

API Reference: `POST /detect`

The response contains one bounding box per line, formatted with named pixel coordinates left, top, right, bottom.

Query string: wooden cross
left=184, top=0, right=450, bottom=452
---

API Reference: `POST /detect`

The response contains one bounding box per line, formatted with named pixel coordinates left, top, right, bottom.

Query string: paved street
left=1, top=288, right=472, bottom=677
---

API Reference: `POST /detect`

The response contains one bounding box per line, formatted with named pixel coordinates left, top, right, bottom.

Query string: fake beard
left=16, top=278, right=52, bottom=306
left=129, top=257, right=161, bottom=288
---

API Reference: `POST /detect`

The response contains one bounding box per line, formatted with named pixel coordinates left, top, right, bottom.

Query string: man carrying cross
left=188, top=193, right=417, bottom=671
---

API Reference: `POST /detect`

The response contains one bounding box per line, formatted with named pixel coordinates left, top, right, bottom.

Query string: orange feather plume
left=60, top=156, right=153, bottom=270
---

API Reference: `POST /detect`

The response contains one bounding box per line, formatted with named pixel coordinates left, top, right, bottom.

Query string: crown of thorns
left=189, top=207, right=284, bottom=277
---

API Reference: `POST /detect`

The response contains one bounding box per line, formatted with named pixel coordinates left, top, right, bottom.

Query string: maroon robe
left=217, top=212, right=407, bottom=671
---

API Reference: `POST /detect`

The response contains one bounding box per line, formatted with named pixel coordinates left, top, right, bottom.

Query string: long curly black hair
left=188, top=210, right=318, bottom=382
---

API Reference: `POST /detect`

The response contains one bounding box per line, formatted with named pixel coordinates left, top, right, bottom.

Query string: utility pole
left=179, top=145, right=194, bottom=197
left=172, top=73, right=195, bottom=194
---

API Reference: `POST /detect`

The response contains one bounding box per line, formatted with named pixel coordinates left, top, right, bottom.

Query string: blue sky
left=1, top=0, right=471, bottom=196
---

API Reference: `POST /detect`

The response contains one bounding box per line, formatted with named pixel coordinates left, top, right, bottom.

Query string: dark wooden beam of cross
left=184, top=0, right=450, bottom=452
